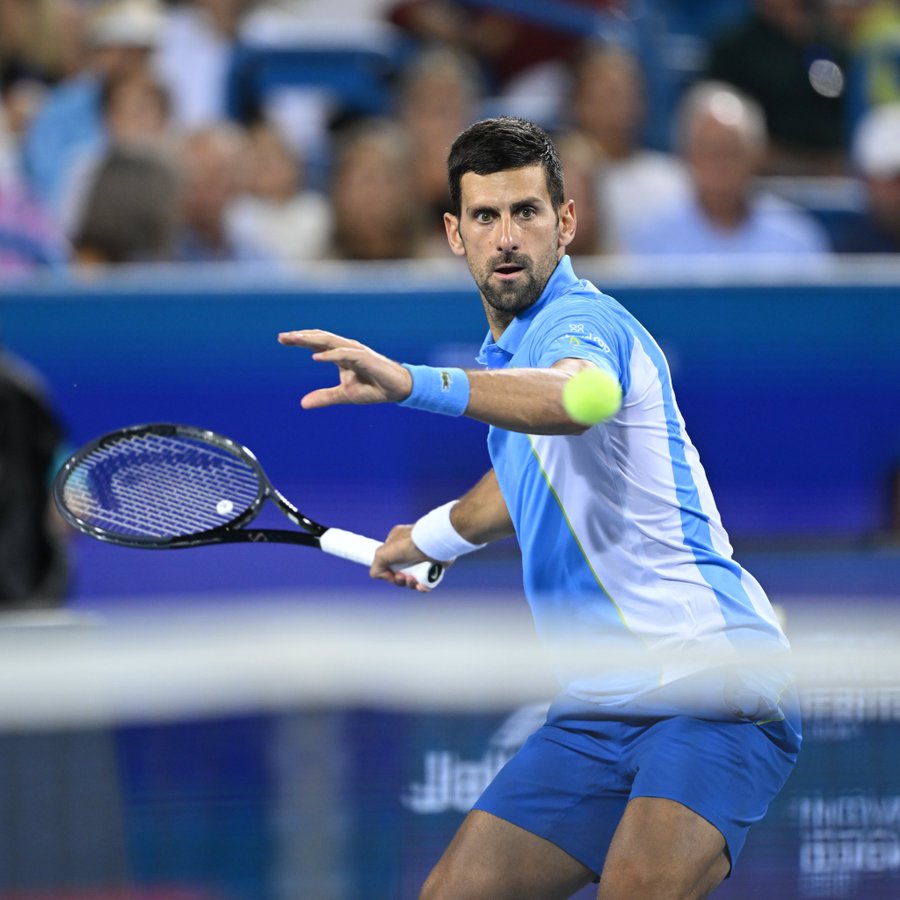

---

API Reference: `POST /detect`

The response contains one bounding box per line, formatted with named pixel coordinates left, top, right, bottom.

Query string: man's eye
left=518, top=207, right=536, bottom=219
left=475, top=211, right=494, bottom=224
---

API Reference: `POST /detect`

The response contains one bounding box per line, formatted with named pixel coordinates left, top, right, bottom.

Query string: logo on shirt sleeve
left=562, top=324, right=612, bottom=354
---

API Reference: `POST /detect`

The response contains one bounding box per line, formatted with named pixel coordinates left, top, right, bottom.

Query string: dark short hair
left=447, top=116, right=564, bottom=216
left=74, top=148, right=179, bottom=263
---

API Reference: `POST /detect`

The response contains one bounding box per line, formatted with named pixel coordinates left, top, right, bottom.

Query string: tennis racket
left=52, top=423, right=444, bottom=588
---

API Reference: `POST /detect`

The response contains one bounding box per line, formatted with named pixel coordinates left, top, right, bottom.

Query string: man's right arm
left=372, top=469, right=513, bottom=590
left=447, top=469, right=514, bottom=545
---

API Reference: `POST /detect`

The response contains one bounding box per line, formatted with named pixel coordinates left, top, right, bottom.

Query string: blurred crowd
left=2, top=0, right=900, bottom=278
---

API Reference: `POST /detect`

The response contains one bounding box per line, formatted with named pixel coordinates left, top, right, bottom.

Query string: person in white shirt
left=623, top=80, right=830, bottom=260
left=566, top=42, right=691, bottom=253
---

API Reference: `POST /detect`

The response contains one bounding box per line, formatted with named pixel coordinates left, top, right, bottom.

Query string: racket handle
left=319, top=528, right=445, bottom=589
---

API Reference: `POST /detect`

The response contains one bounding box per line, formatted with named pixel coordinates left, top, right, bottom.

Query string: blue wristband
left=399, top=365, right=470, bottom=416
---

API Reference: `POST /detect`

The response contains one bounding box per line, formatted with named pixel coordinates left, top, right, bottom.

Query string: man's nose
left=497, top=214, right=519, bottom=251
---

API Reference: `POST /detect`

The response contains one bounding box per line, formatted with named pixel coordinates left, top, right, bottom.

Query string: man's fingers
left=373, top=566, right=429, bottom=593
left=300, top=387, right=346, bottom=409
left=281, top=329, right=411, bottom=405
left=310, top=347, right=367, bottom=369
left=282, top=336, right=376, bottom=381
left=278, top=329, right=359, bottom=351
left=370, top=528, right=432, bottom=591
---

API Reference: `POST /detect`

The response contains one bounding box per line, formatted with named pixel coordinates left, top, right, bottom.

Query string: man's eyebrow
left=511, top=197, right=544, bottom=211
left=465, top=197, right=546, bottom=215
left=466, top=203, right=499, bottom=216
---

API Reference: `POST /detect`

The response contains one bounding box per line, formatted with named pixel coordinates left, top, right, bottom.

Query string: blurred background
left=2, top=0, right=900, bottom=897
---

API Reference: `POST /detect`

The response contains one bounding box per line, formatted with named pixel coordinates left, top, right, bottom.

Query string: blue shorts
left=473, top=700, right=802, bottom=878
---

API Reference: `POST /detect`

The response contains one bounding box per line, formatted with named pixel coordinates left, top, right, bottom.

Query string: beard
left=472, top=250, right=558, bottom=320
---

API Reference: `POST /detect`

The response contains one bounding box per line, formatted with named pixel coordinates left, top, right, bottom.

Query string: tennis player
left=279, top=117, right=801, bottom=899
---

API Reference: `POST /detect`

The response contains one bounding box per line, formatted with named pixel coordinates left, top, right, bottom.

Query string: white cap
left=88, top=0, right=165, bottom=49
left=853, top=102, right=900, bottom=178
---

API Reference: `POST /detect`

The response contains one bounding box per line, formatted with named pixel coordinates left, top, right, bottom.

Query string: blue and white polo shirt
left=477, top=256, right=790, bottom=716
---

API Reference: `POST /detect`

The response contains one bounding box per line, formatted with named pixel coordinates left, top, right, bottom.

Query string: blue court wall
left=2, top=266, right=899, bottom=598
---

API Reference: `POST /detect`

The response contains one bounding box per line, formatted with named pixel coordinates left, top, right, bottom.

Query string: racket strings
left=61, top=432, right=261, bottom=539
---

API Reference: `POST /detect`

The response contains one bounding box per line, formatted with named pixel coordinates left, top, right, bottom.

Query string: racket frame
left=54, top=423, right=298, bottom=549
left=53, top=423, right=445, bottom=587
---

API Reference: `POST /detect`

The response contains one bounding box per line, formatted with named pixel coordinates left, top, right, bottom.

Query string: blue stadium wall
left=2, top=264, right=900, bottom=601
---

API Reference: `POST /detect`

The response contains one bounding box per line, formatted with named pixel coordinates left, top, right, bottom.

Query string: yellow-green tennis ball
left=562, top=367, right=622, bottom=426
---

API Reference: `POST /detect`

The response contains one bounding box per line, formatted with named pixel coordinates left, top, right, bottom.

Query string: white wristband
left=411, top=500, right=486, bottom=562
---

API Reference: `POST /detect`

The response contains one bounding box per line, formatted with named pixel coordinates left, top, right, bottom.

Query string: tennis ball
left=562, top=367, right=622, bottom=426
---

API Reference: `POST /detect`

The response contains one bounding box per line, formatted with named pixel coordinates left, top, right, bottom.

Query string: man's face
left=444, top=165, right=575, bottom=331
left=687, top=114, right=759, bottom=206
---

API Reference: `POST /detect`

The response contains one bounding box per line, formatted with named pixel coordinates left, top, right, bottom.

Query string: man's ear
left=444, top=212, right=466, bottom=257
left=558, top=199, right=577, bottom=250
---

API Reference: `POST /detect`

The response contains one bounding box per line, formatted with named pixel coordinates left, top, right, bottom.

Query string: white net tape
left=1, top=594, right=897, bottom=729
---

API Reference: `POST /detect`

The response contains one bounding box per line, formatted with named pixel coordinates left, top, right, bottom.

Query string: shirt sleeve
left=529, top=296, right=629, bottom=387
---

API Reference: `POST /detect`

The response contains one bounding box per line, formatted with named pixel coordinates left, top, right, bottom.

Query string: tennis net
left=0, top=592, right=898, bottom=899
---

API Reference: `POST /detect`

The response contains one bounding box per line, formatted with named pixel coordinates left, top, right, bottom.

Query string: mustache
left=491, top=252, right=530, bottom=269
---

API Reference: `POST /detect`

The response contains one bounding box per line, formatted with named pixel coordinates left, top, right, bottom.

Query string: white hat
left=853, top=102, right=900, bottom=178
left=88, top=0, right=165, bottom=49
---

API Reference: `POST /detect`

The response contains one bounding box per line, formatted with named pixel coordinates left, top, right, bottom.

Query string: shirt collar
left=476, top=255, right=578, bottom=368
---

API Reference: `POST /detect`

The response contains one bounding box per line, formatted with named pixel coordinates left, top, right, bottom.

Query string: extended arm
left=277, top=328, right=592, bottom=591
left=278, top=329, right=594, bottom=434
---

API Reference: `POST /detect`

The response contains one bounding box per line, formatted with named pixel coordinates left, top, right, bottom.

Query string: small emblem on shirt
left=563, top=326, right=611, bottom=354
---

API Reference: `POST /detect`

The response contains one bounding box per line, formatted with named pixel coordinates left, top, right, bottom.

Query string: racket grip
left=319, top=528, right=444, bottom=589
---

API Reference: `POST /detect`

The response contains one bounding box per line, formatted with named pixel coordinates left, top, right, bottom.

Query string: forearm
left=450, top=469, right=515, bottom=545
left=464, top=365, right=588, bottom=435
left=375, top=469, right=512, bottom=584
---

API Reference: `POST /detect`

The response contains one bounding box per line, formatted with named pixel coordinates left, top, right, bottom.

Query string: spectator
left=71, top=146, right=180, bottom=267
left=565, top=40, right=689, bottom=252
left=1, top=0, right=84, bottom=155
left=327, top=118, right=430, bottom=260
left=61, top=68, right=174, bottom=236
left=102, top=68, right=172, bottom=150
left=1, top=78, right=48, bottom=150
left=0, top=351, right=69, bottom=608
left=21, top=0, right=166, bottom=223
left=832, top=101, right=900, bottom=252
left=825, top=0, right=892, bottom=40
left=833, top=0, right=900, bottom=129
left=396, top=45, right=482, bottom=245
left=705, top=0, right=850, bottom=175
left=226, top=121, right=332, bottom=262
left=0, top=181, right=67, bottom=278
left=830, top=0, right=900, bottom=67
left=0, top=97, right=67, bottom=277
left=0, top=0, right=84, bottom=89
left=623, top=81, right=831, bottom=259
left=174, top=124, right=268, bottom=262
left=554, top=129, right=608, bottom=257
